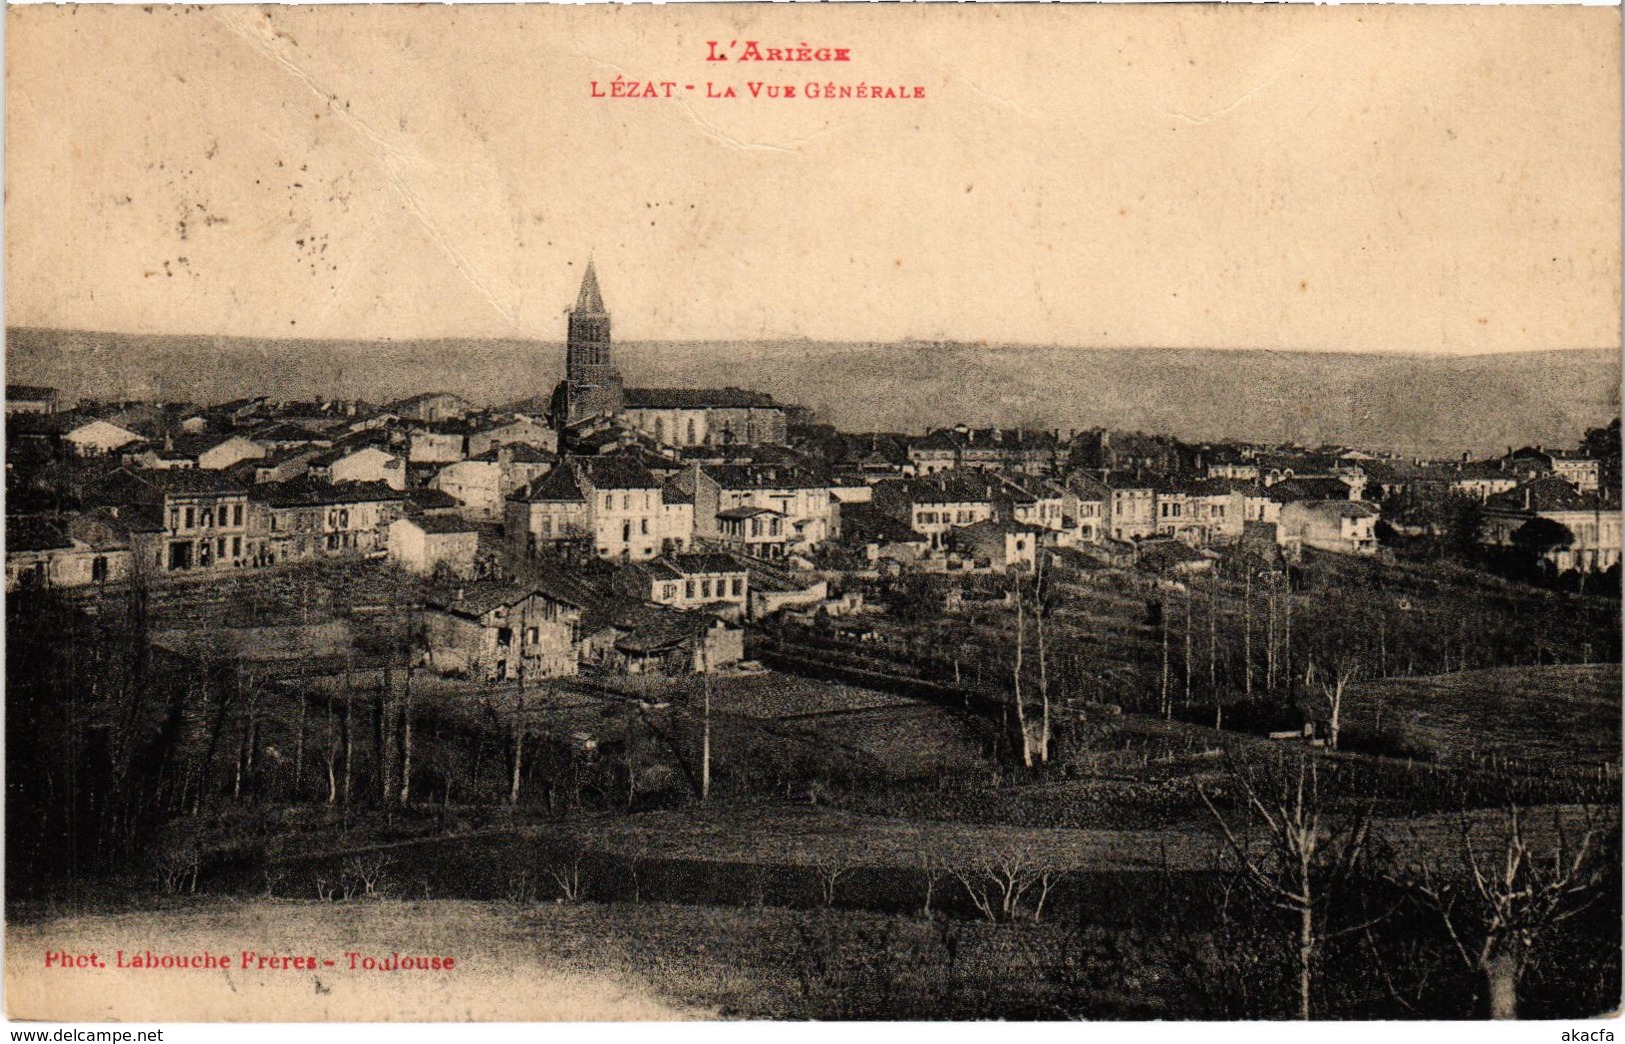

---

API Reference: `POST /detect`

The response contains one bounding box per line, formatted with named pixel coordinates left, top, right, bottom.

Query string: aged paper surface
left=4, top=2, right=1621, bottom=1024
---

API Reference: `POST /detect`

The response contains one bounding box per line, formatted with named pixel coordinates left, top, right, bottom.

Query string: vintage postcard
left=3, top=1, right=1621, bottom=1024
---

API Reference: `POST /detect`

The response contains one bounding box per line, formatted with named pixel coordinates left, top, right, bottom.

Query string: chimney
left=1524, top=488, right=1532, bottom=511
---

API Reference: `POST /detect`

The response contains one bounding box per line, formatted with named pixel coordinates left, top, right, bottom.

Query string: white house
left=386, top=515, right=481, bottom=578
left=318, top=445, right=406, bottom=491
left=63, top=418, right=144, bottom=457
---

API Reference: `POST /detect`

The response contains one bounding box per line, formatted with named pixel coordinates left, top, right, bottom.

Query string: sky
left=5, top=4, right=1621, bottom=353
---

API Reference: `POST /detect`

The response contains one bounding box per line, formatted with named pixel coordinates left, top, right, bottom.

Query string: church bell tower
left=558, top=260, right=623, bottom=426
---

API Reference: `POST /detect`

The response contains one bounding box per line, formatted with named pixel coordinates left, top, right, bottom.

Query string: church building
left=548, top=263, right=789, bottom=446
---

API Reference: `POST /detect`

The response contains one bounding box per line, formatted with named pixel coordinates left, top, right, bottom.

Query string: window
left=685, top=580, right=695, bottom=599
left=234, top=505, right=244, bottom=527
left=622, top=493, right=630, bottom=510
left=641, top=519, right=649, bottom=535
left=92, top=556, right=108, bottom=582
left=217, top=538, right=227, bottom=558
left=201, top=509, right=213, bottom=529
left=663, top=583, right=677, bottom=599
left=731, top=577, right=742, bottom=597
left=232, top=536, right=241, bottom=557
left=604, top=494, right=613, bottom=511
left=184, top=507, right=195, bottom=529
left=526, top=627, right=539, bottom=644
left=701, top=579, right=712, bottom=598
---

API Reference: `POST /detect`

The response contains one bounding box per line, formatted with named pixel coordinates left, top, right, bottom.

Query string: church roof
left=574, top=260, right=606, bottom=314
left=622, top=387, right=778, bottom=410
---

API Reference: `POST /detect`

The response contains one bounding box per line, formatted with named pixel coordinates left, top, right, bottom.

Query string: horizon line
left=5, top=325, right=1620, bottom=364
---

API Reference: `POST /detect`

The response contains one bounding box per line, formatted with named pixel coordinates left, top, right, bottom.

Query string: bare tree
left=949, top=843, right=1069, bottom=923
left=1183, top=584, right=1194, bottom=705
left=1160, top=594, right=1172, bottom=719
left=623, top=836, right=653, bottom=904
left=700, top=647, right=713, bottom=802
left=398, top=662, right=414, bottom=805
left=1320, top=662, right=1359, bottom=753
left=509, top=665, right=527, bottom=806
left=1012, top=573, right=1034, bottom=768
left=548, top=846, right=586, bottom=903
left=815, top=858, right=850, bottom=908
left=1243, top=566, right=1254, bottom=700
left=1391, top=806, right=1609, bottom=1019
left=916, top=852, right=949, bottom=918
left=1198, top=754, right=1374, bottom=1019
left=1034, top=554, right=1053, bottom=764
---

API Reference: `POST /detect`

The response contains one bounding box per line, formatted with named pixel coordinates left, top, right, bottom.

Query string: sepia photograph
left=2, top=1, right=1621, bottom=1025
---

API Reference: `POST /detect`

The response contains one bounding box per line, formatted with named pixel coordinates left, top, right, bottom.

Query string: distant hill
left=6, top=327, right=1618, bottom=457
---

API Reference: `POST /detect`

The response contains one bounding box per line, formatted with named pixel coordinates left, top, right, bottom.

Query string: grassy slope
left=1347, top=663, right=1622, bottom=767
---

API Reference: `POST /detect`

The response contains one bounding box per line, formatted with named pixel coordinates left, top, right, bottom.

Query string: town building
left=1105, top=476, right=1158, bottom=542
left=4, top=512, right=139, bottom=590
left=63, top=418, right=145, bottom=458
left=430, top=444, right=554, bottom=521
left=872, top=471, right=1001, bottom=551
left=1479, top=478, right=1621, bottom=573
left=506, top=455, right=692, bottom=563
left=84, top=467, right=252, bottom=574
left=466, top=416, right=557, bottom=458
left=309, top=444, right=407, bottom=491
left=908, top=425, right=1058, bottom=476
left=408, top=426, right=470, bottom=465
left=143, top=433, right=266, bottom=471
left=6, top=385, right=62, bottom=416
left=952, top=518, right=1044, bottom=572
left=1276, top=500, right=1381, bottom=556
left=250, top=478, right=406, bottom=566
left=387, top=392, right=474, bottom=425
left=620, top=553, right=749, bottom=617
left=386, top=515, right=481, bottom=578
left=422, top=580, right=584, bottom=681
left=685, top=463, right=834, bottom=558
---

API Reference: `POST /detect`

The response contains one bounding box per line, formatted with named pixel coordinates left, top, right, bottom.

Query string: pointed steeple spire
left=574, top=259, right=606, bottom=314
